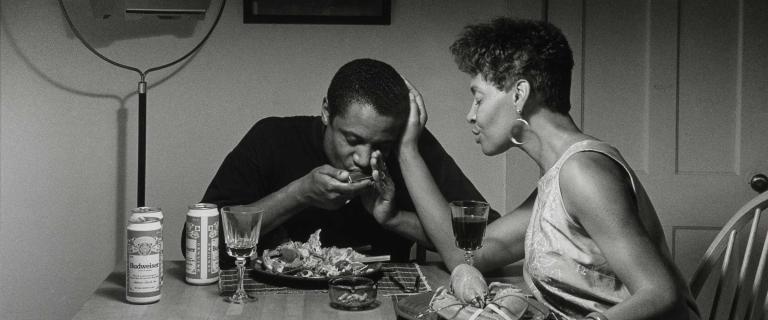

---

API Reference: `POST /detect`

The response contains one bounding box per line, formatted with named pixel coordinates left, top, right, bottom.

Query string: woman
left=396, top=18, right=700, bottom=320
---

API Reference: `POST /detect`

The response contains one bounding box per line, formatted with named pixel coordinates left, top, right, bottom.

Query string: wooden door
left=506, top=0, right=768, bottom=280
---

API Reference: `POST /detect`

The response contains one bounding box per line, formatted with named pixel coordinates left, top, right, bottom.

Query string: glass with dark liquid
left=221, top=205, right=264, bottom=303
left=449, top=200, right=489, bottom=266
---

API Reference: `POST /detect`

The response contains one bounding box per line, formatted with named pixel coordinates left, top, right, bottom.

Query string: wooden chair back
left=689, top=191, right=768, bottom=320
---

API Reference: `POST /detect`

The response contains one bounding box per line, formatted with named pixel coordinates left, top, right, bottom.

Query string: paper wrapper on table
left=429, top=282, right=551, bottom=320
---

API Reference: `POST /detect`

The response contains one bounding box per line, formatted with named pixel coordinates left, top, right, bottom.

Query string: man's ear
left=321, top=98, right=330, bottom=125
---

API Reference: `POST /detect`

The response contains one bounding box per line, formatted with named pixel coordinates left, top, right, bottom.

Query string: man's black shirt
left=183, top=116, right=496, bottom=268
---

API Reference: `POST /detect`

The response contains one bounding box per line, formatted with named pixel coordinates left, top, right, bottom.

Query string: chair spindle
left=710, top=230, right=737, bottom=320
left=745, top=208, right=766, bottom=320
left=726, top=208, right=762, bottom=320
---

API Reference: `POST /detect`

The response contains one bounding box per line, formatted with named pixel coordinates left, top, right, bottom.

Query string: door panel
left=678, top=0, right=740, bottom=174
left=581, top=0, right=650, bottom=174
left=506, top=0, right=768, bottom=281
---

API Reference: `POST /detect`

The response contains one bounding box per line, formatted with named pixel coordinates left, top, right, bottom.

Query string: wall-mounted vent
left=90, top=0, right=212, bottom=20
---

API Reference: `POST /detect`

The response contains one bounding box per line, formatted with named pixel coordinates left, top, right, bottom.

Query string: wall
left=0, top=0, right=517, bottom=318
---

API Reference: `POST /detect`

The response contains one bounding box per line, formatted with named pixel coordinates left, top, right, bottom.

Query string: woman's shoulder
left=558, top=139, right=628, bottom=177
left=558, top=147, right=636, bottom=219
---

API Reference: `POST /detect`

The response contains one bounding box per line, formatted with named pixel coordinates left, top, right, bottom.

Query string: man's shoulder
left=244, top=116, right=320, bottom=138
left=416, top=128, right=449, bottom=157
left=251, top=115, right=319, bottom=131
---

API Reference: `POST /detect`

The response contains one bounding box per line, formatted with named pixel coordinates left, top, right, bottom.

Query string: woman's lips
left=471, top=128, right=480, bottom=142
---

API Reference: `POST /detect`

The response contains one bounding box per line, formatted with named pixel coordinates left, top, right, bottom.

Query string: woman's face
left=466, top=74, right=516, bottom=156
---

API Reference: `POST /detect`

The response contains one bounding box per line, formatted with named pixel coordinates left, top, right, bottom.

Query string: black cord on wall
left=57, top=0, right=227, bottom=207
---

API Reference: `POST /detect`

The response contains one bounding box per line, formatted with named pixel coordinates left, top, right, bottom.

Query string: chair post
left=710, top=230, right=737, bottom=320
left=745, top=209, right=767, bottom=320
left=727, top=208, right=762, bottom=320
left=688, top=192, right=768, bottom=320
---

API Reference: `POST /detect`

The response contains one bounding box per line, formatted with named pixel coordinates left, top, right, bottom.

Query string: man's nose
left=352, top=146, right=372, bottom=169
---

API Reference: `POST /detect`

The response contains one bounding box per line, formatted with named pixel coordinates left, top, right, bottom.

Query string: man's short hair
left=450, top=18, right=574, bottom=113
left=326, top=58, right=409, bottom=121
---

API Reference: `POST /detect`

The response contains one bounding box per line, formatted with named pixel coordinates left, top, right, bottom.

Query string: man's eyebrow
left=340, top=128, right=395, bottom=145
left=339, top=128, right=363, bottom=139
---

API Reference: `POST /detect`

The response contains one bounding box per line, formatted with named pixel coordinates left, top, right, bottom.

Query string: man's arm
left=356, top=149, right=435, bottom=249
left=378, top=209, right=435, bottom=249
left=242, top=164, right=371, bottom=235
left=184, top=119, right=370, bottom=266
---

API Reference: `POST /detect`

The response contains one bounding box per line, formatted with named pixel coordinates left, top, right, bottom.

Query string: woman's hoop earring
left=510, top=118, right=529, bottom=145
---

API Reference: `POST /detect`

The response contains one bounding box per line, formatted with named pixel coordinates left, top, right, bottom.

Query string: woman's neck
left=517, top=110, right=593, bottom=176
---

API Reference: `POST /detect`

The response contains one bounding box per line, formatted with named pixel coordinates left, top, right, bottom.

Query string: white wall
left=0, top=0, right=515, bottom=318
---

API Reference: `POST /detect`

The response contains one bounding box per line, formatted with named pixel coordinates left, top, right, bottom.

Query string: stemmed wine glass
left=221, top=205, right=264, bottom=303
left=449, top=200, right=489, bottom=266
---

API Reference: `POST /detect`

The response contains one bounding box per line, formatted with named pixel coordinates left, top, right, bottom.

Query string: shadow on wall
left=0, top=1, right=201, bottom=265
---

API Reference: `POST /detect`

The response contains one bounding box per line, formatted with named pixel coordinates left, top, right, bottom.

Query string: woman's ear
left=321, top=98, right=330, bottom=125
left=513, top=80, right=530, bottom=113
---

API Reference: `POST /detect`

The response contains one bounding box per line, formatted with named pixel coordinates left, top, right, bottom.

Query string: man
left=184, top=58, right=496, bottom=268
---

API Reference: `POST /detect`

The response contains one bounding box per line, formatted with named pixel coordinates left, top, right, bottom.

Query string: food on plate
left=450, top=263, right=488, bottom=307
left=260, top=229, right=372, bottom=278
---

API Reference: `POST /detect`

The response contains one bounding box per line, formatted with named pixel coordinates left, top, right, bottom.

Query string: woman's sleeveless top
left=523, top=140, right=640, bottom=318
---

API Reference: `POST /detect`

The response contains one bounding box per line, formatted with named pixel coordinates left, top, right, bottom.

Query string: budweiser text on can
left=126, top=212, right=162, bottom=304
left=129, top=207, right=164, bottom=285
left=185, top=203, right=220, bottom=285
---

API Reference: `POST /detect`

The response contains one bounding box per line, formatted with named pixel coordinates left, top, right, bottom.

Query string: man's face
left=322, top=102, right=403, bottom=173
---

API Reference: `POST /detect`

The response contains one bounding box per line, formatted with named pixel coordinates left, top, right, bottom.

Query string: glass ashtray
left=328, top=276, right=379, bottom=311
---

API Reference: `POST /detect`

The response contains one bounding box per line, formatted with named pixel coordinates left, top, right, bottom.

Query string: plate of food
left=250, top=229, right=386, bottom=288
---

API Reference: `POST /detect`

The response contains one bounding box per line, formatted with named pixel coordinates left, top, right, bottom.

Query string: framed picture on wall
left=243, top=0, right=391, bottom=25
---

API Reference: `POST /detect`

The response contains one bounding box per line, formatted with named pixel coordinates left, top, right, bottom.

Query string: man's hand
left=360, top=150, right=397, bottom=226
left=399, top=78, right=428, bottom=155
left=296, top=164, right=371, bottom=210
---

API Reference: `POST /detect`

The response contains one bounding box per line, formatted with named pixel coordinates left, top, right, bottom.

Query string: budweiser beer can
left=129, top=207, right=164, bottom=285
left=185, top=203, right=220, bottom=285
left=126, top=210, right=162, bottom=304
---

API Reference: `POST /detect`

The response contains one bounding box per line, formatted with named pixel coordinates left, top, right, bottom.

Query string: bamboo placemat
left=218, top=263, right=432, bottom=296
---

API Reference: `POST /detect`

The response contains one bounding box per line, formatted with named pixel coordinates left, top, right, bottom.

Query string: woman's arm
left=397, top=79, right=533, bottom=272
left=560, top=152, right=693, bottom=320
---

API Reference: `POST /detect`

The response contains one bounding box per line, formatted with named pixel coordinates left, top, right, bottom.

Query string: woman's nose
left=466, top=104, right=478, bottom=123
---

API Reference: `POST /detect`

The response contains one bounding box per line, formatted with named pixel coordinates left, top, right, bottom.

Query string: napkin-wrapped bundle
left=426, top=264, right=550, bottom=320
left=429, top=282, right=551, bottom=320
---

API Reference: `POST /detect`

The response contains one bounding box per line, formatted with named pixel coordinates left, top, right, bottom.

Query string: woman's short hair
left=450, top=18, right=574, bottom=113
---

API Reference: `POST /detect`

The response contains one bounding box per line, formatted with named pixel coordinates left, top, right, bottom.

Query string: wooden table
left=72, top=261, right=526, bottom=320
left=72, top=261, right=448, bottom=320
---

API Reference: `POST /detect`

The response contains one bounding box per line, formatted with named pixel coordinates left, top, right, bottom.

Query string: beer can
left=129, top=207, right=164, bottom=286
left=185, top=203, right=220, bottom=285
left=126, top=211, right=162, bottom=304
